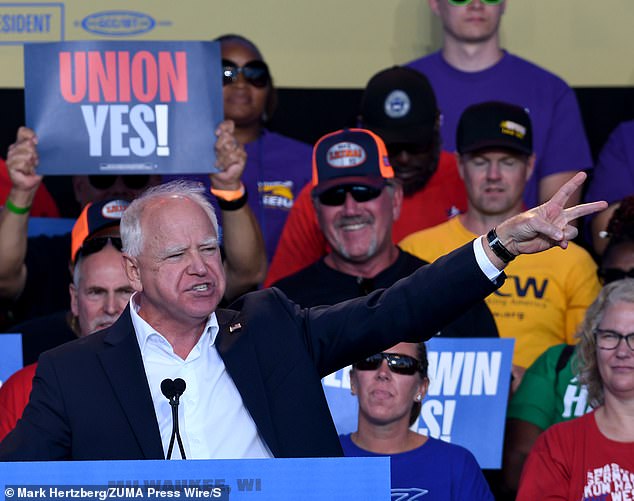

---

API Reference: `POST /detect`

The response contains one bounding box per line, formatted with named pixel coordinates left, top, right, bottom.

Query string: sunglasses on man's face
left=353, top=353, right=423, bottom=376
left=222, top=59, right=270, bottom=88
left=448, top=0, right=503, bottom=5
left=75, top=236, right=122, bottom=263
left=88, top=175, right=150, bottom=190
left=387, top=142, right=432, bottom=159
left=597, top=267, right=634, bottom=285
left=317, top=184, right=384, bottom=207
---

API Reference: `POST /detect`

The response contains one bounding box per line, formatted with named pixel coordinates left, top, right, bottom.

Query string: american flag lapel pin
left=229, top=322, right=242, bottom=333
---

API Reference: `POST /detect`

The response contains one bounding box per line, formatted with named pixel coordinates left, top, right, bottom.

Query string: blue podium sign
left=24, top=40, right=223, bottom=175
left=0, top=457, right=390, bottom=501
left=323, top=337, right=514, bottom=469
left=0, top=334, right=23, bottom=387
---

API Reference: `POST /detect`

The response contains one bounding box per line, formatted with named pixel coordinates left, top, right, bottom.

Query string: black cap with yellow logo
left=456, top=101, right=533, bottom=156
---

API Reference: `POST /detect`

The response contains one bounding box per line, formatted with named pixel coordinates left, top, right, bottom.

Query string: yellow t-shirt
left=400, top=217, right=601, bottom=368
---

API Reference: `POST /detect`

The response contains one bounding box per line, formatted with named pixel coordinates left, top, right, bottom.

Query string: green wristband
left=4, top=199, right=32, bottom=215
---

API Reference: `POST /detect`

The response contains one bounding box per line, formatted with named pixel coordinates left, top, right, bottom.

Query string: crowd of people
left=0, top=1, right=632, bottom=500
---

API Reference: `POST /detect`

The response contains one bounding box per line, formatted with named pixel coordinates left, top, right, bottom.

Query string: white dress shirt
left=130, top=295, right=272, bottom=459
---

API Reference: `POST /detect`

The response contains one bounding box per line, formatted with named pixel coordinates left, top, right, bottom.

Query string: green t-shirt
left=507, top=344, right=592, bottom=430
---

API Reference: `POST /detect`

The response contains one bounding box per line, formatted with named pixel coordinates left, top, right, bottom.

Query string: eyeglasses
left=594, top=328, right=634, bottom=351
left=597, top=268, right=634, bottom=285
left=353, top=353, right=423, bottom=375
left=76, top=236, right=123, bottom=262
left=88, top=175, right=150, bottom=190
left=317, top=184, right=384, bottom=206
left=222, top=59, right=270, bottom=88
left=448, top=0, right=503, bottom=5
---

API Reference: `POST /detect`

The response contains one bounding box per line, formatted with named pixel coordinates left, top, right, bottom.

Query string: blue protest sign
left=1, top=457, right=390, bottom=501
left=28, top=217, right=75, bottom=237
left=323, top=337, right=515, bottom=469
left=24, top=41, right=222, bottom=175
left=0, top=334, right=23, bottom=387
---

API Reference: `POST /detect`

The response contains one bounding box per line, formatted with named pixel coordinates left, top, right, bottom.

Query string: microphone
left=160, top=378, right=187, bottom=459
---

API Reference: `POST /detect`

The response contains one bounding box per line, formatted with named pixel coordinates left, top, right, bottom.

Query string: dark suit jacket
left=0, top=243, right=502, bottom=460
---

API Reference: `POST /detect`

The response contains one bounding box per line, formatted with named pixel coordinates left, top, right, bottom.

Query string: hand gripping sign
left=24, top=40, right=223, bottom=175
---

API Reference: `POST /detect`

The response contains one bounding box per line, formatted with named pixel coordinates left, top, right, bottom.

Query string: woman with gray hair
left=517, top=279, right=634, bottom=500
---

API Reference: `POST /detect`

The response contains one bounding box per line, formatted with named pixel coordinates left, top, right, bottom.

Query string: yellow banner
left=0, top=0, right=632, bottom=88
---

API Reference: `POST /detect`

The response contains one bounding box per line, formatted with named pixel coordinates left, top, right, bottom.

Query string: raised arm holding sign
left=0, top=120, right=266, bottom=332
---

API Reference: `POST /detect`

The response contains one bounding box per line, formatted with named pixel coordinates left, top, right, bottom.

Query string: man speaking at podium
left=0, top=129, right=605, bottom=460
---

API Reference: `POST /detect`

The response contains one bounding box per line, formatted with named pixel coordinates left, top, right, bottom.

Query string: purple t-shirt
left=340, top=434, right=493, bottom=500
left=241, top=130, right=312, bottom=260
left=165, top=130, right=312, bottom=261
left=407, top=50, right=592, bottom=208
left=584, top=119, right=634, bottom=206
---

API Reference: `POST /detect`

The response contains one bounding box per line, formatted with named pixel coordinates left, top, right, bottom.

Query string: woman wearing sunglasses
left=517, top=280, right=634, bottom=500
left=215, top=34, right=313, bottom=261
left=342, top=342, right=493, bottom=500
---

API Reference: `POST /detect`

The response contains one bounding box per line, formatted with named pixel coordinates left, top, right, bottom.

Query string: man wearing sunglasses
left=272, top=128, right=497, bottom=339
left=0, top=122, right=266, bottom=330
left=72, top=174, right=161, bottom=211
left=401, top=101, right=600, bottom=389
left=0, top=137, right=605, bottom=460
left=406, top=0, right=592, bottom=210
left=265, top=66, right=467, bottom=287
left=0, top=199, right=134, bottom=441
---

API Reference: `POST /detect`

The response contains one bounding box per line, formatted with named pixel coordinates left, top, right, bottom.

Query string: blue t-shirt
left=339, top=433, right=493, bottom=500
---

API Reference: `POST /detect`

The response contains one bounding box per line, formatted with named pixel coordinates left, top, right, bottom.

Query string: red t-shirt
left=517, top=410, right=634, bottom=500
left=0, top=158, right=59, bottom=217
left=0, top=363, right=37, bottom=442
left=264, top=151, right=466, bottom=286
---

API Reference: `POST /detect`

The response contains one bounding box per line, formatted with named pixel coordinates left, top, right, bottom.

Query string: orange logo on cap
left=326, top=142, right=367, bottom=168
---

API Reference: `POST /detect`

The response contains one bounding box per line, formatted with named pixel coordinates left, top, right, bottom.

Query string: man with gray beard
left=272, top=128, right=497, bottom=338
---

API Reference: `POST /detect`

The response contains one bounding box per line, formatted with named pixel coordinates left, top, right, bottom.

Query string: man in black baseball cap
left=453, top=100, right=535, bottom=224
left=456, top=101, right=533, bottom=157
left=401, top=100, right=600, bottom=393
left=360, top=66, right=442, bottom=197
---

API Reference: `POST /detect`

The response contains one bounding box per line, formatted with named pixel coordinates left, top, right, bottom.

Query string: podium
left=1, top=457, right=390, bottom=500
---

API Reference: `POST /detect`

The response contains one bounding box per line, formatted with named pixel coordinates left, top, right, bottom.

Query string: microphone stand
left=161, top=378, right=187, bottom=459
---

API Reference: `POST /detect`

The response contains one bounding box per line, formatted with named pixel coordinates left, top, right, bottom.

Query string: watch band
left=486, top=228, right=516, bottom=264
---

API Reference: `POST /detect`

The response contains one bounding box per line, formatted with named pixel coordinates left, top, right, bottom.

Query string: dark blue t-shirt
left=340, top=433, right=493, bottom=500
